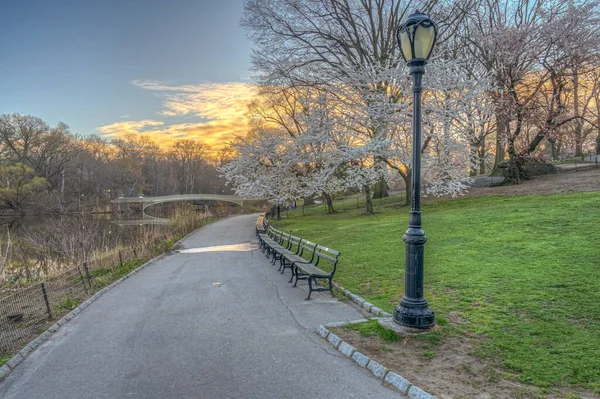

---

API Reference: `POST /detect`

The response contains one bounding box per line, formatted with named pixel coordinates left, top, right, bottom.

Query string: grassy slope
left=275, top=193, right=600, bottom=390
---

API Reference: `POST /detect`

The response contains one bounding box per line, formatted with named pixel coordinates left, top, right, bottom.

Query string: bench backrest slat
left=312, top=244, right=340, bottom=274
left=297, top=240, right=317, bottom=262
left=287, top=235, right=302, bottom=253
left=279, top=232, right=290, bottom=245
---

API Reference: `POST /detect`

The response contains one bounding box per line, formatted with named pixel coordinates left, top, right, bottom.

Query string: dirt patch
left=465, top=169, right=600, bottom=197
left=330, top=324, right=598, bottom=399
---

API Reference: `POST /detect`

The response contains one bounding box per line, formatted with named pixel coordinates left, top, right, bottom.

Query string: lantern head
left=396, top=10, right=438, bottom=65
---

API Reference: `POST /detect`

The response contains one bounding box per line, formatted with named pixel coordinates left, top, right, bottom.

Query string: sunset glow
left=98, top=81, right=255, bottom=151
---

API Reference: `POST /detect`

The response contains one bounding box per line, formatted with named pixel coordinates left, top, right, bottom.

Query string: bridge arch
left=112, top=194, right=265, bottom=216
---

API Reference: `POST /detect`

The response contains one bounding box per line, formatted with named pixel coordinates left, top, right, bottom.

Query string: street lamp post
left=394, top=10, right=438, bottom=329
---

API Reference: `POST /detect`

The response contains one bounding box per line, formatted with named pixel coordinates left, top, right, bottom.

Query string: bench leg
left=292, top=266, right=299, bottom=287
left=329, top=277, right=334, bottom=297
left=288, top=263, right=294, bottom=283
left=306, top=277, right=313, bottom=300
left=280, top=260, right=286, bottom=274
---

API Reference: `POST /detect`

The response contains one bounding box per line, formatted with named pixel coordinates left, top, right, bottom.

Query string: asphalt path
left=0, top=214, right=399, bottom=399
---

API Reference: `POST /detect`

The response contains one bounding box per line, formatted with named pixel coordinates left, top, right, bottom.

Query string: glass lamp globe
left=397, top=11, right=438, bottom=63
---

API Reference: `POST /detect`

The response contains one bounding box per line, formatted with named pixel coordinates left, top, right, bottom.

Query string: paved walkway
left=0, top=215, right=399, bottom=399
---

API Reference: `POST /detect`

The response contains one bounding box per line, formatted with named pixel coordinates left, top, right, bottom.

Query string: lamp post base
left=393, top=297, right=435, bottom=329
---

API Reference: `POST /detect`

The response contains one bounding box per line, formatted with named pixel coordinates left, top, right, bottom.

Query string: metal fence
left=0, top=217, right=211, bottom=356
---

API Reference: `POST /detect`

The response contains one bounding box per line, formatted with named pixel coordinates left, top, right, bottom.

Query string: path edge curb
left=0, top=222, right=209, bottom=382
left=333, top=282, right=392, bottom=318
left=317, top=323, right=438, bottom=399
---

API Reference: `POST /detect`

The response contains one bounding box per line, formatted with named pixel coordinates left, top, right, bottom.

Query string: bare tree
left=169, top=139, right=208, bottom=194
left=24, top=218, right=100, bottom=266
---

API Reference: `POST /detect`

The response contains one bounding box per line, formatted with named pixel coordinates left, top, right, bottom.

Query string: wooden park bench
left=291, top=245, right=340, bottom=300
left=255, top=215, right=341, bottom=300
left=255, top=214, right=268, bottom=237
left=259, top=226, right=282, bottom=261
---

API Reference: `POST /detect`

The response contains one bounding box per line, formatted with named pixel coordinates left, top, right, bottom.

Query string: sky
left=0, top=0, right=254, bottom=150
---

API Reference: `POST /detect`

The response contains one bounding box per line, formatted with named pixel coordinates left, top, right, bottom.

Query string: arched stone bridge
left=112, top=194, right=265, bottom=211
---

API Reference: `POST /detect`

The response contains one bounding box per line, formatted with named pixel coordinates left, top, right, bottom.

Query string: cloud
left=98, top=81, right=255, bottom=151
left=98, top=120, right=164, bottom=135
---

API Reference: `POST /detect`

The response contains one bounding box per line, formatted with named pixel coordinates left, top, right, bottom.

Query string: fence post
left=133, top=247, right=137, bottom=259
left=164, top=235, right=170, bottom=253
left=77, top=266, right=89, bottom=295
left=83, top=262, right=92, bottom=288
left=118, top=251, right=123, bottom=267
left=40, top=282, right=52, bottom=319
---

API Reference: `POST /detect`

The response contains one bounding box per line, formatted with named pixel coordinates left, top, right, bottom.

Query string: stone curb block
left=325, top=321, right=349, bottom=328
left=327, top=333, right=342, bottom=348
left=348, top=318, right=369, bottom=324
left=367, top=359, right=388, bottom=380
left=0, top=251, right=172, bottom=382
left=17, top=344, right=33, bottom=358
left=337, top=341, right=356, bottom=358
left=408, top=386, right=436, bottom=399
left=350, top=294, right=365, bottom=305
left=316, top=325, right=329, bottom=338
left=351, top=351, right=370, bottom=368
left=319, top=308, right=439, bottom=398
left=385, top=372, right=413, bottom=394
left=335, top=283, right=394, bottom=320
left=370, top=306, right=384, bottom=316
left=5, top=354, right=23, bottom=370
left=0, top=365, right=10, bottom=380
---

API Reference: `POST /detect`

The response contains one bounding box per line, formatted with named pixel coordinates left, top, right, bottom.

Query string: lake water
left=0, top=201, right=246, bottom=284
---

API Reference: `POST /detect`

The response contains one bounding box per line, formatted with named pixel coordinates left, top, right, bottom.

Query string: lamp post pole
left=393, top=10, right=437, bottom=329
left=393, top=60, right=435, bottom=329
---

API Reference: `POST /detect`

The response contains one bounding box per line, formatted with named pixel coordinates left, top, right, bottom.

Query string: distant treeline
left=0, top=114, right=231, bottom=214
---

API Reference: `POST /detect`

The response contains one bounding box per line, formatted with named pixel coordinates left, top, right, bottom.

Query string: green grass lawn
left=274, top=192, right=600, bottom=391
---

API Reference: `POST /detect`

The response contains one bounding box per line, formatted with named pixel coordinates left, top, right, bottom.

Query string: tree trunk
left=575, top=141, right=584, bottom=159
left=551, top=141, right=559, bottom=161
left=596, top=132, right=600, bottom=154
left=505, top=138, right=528, bottom=185
left=469, top=145, right=478, bottom=177
left=493, top=114, right=506, bottom=170
left=401, top=171, right=410, bottom=206
left=525, top=131, right=547, bottom=156
left=323, top=192, right=335, bottom=214
left=303, top=195, right=315, bottom=206
left=364, top=185, right=374, bottom=215
left=478, top=145, right=486, bottom=175
left=372, top=175, right=389, bottom=199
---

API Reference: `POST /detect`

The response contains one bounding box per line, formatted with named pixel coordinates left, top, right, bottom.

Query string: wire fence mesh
left=0, top=216, right=213, bottom=357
